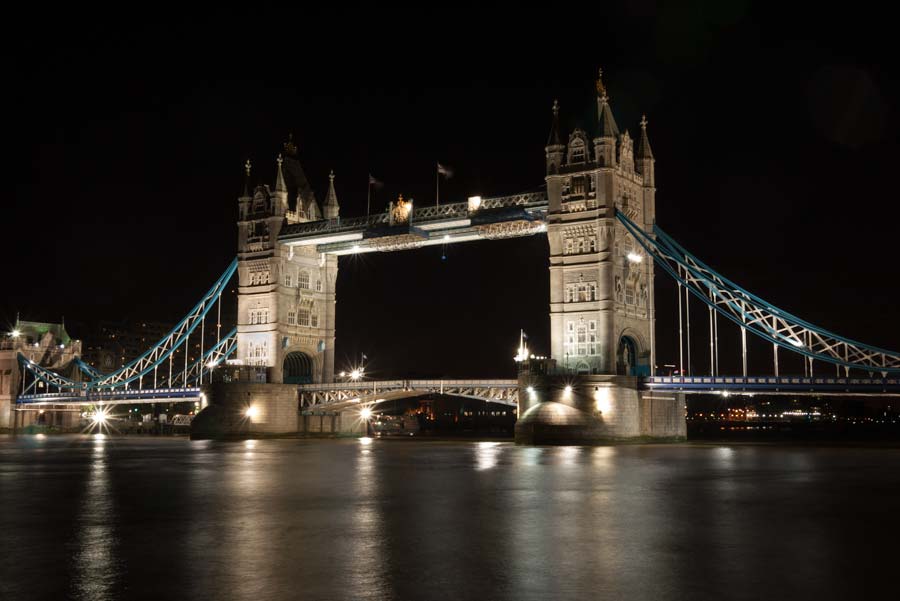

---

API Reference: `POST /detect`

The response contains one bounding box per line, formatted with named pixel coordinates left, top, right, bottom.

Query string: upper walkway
left=279, top=192, right=548, bottom=255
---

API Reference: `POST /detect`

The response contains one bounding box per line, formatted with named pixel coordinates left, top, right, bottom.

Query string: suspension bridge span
left=5, top=72, right=898, bottom=442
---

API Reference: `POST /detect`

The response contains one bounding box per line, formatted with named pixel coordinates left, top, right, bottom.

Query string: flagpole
left=366, top=177, right=371, bottom=216
left=436, top=163, right=440, bottom=207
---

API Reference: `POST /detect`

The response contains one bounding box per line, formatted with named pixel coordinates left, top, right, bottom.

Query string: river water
left=1, top=436, right=898, bottom=601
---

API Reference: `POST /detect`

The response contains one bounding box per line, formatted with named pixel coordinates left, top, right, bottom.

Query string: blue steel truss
left=616, top=212, right=900, bottom=375
left=18, top=259, right=237, bottom=391
left=168, top=328, right=237, bottom=387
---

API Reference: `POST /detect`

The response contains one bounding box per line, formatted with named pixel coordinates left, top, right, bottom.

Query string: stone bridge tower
left=545, top=70, right=656, bottom=377
left=516, top=70, right=684, bottom=444
left=235, top=137, right=338, bottom=384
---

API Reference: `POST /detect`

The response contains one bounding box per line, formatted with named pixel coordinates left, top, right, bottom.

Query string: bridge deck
left=644, top=376, right=900, bottom=396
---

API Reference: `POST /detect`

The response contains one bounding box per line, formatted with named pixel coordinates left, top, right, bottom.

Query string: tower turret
left=238, top=159, right=252, bottom=221
left=593, top=69, right=619, bottom=168
left=545, top=99, right=565, bottom=175
left=323, top=170, right=340, bottom=219
left=274, top=154, right=288, bottom=216
left=636, top=114, right=656, bottom=226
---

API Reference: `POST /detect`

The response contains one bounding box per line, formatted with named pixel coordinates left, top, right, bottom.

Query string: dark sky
left=6, top=4, right=899, bottom=379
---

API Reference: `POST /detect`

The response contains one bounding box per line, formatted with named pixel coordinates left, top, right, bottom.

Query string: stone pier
left=515, top=362, right=685, bottom=444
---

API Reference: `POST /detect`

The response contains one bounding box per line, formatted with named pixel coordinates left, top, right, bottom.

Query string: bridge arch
left=283, top=351, right=315, bottom=384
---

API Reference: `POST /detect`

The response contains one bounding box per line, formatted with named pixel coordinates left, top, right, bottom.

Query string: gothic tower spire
left=545, top=99, right=565, bottom=175
left=274, top=154, right=288, bottom=215
left=594, top=68, right=619, bottom=167
left=323, top=170, right=340, bottom=219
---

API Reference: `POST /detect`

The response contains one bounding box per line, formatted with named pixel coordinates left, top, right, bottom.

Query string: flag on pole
left=437, top=162, right=453, bottom=178
left=368, top=174, right=384, bottom=188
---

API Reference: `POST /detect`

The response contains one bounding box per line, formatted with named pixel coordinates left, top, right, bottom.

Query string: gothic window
left=589, top=333, right=597, bottom=355
left=299, top=271, right=311, bottom=290
left=284, top=273, right=293, bottom=287
left=576, top=324, right=588, bottom=356
left=625, top=283, right=635, bottom=305
left=576, top=238, right=585, bottom=253
left=287, top=311, right=296, bottom=325
left=572, top=146, right=585, bottom=163
left=311, top=312, right=318, bottom=328
left=589, top=320, right=596, bottom=331
left=567, top=322, right=574, bottom=332
left=565, top=238, right=573, bottom=255
left=590, top=283, right=597, bottom=301
left=298, top=308, right=310, bottom=327
left=573, top=177, right=585, bottom=195
left=566, top=285, right=573, bottom=303
left=316, top=279, right=322, bottom=292
left=588, top=237, right=597, bottom=252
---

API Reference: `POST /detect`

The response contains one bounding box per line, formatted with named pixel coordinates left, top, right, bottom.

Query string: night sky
left=6, top=5, right=899, bottom=379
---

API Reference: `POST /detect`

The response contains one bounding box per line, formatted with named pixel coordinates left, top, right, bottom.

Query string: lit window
left=573, top=177, right=585, bottom=195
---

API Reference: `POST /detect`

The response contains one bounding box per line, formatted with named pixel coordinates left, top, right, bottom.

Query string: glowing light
left=359, top=436, right=373, bottom=445
left=526, top=386, right=535, bottom=393
left=788, top=338, right=804, bottom=347
left=245, top=406, right=259, bottom=419
left=627, top=251, right=643, bottom=263
left=564, top=385, right=572, bottom=394
left=206, top=359, right=220, bottom=369
left=443, top=234, right=450, bottom=240
left=594, top=387, right=612, bottom=414
left=350, top=369, right=362, bottom=381
left=10, top=329, right=20, bottom=338
left=339, top=371, right=346, bottom=377
left=59, top=344, right=65, bottom=349
left=467, top=195, right=482, bottom=211
left=360, top=407, right=373, bottom=420
left=91, top=409, right=108, bottom=425
left=352, top=245, right=360, bottom=252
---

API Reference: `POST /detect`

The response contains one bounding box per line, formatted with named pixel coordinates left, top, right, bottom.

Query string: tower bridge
left=7, top=70, right=899, bottom=442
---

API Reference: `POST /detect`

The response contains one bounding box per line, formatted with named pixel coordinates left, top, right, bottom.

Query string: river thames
left=1, top=436, right=898, bottom=600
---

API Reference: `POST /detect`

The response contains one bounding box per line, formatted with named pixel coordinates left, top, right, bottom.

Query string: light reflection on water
left=71, top=434, right=120, bottom=601
left=0, top=437, right=899, bottom=601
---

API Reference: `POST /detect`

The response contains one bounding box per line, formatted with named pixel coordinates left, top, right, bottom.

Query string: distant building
left=0, top=318, right=82, bottom=429
left=80, top=320, right=173, bottom=373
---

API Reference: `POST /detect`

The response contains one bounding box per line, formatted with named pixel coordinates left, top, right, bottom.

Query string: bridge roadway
left=644, top=375, right=900, bottom=396
left=16, top=387, right=203, bottom=406
left=14, top=375, right=899, bottom=409
left=298, top=379, right=520, bottom=411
